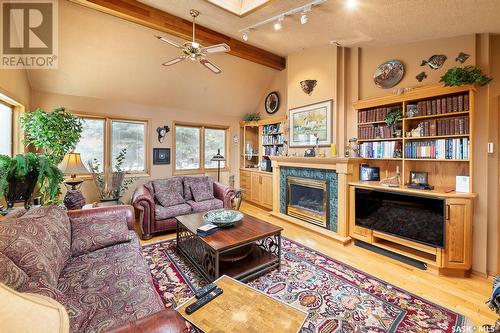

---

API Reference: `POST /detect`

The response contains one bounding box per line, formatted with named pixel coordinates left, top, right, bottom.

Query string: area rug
left=142, top=238, right=471, bottom=333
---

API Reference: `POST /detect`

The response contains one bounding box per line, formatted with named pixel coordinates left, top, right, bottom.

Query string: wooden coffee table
left=177, top=275, right=307, bottom=333
left=176, top=212, right=283, bottom=282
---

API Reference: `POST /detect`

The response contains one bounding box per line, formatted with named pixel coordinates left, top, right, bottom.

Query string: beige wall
left=0, top=69, right=31, bottom=107
left=259, top=34, right=499, bottom=275
left=31, top=90, right=241, bottom=203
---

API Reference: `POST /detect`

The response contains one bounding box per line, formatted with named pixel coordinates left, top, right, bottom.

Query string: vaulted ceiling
left=142, top=0, right=500, bottom=55
left=27, top=0, right=278, bottom=117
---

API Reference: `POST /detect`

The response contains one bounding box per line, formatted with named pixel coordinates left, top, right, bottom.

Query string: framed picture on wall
left=289, top=100, right=332, bottom=147
left=153, top=148, right=170, bottom=165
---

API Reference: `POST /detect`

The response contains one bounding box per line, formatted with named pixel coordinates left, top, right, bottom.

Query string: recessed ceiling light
left=346, top=0, right=357, bottom=10
left=242, top=31, right=249, bottom=41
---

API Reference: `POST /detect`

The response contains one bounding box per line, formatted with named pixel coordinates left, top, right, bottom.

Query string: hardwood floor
left=141, top=201, right=497, bottom=328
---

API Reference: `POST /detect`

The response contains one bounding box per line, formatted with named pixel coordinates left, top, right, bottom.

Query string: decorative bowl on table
left=202, top=209, right=244, bottom=227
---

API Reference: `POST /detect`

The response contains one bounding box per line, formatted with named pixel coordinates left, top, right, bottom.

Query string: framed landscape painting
left=289, top=100, right=332, bottom=147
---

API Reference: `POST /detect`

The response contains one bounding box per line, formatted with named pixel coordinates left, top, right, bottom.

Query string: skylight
left=204, top=0, right=271, bottom=16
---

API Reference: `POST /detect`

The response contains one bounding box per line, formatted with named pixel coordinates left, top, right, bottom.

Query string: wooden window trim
left=73, top=112, right=151, bottom=178
left=0, top=92, right=25, bottom=156
left=173, top=121, right=230, bottom=175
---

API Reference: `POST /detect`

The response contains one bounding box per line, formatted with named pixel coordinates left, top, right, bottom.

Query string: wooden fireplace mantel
left=269, top=156, right=363, bottom=244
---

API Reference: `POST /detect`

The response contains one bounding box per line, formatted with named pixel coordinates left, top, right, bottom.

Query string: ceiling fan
left=156, top=9, right=231, bottom=74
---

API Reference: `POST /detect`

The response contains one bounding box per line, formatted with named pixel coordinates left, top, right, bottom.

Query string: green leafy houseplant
left=243, top=112, right=261, bottom=122
left=440, top=66, right=493, bottom=87
left=385, top=108, right=402, bottom=138
left=87, top=148, right=137, bottom=202
left=0, top=107, right=83, bottom=207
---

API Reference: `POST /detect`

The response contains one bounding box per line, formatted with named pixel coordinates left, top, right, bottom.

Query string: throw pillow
left=156, top=190, right=185, bottom=207
left=70, top=212, right=130, bottom=257
left=183, top=176, right=213, bottom=201
left=191, top=181, right=215, bottom=202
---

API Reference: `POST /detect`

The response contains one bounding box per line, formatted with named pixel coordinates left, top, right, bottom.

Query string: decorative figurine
left=300, top=80, right=317, bottom=95
left=380, top=166, right=401, bottom=187
left=421, top=54, right=447, bottom=70
left=346, top=138, right=359, bottom=157
left=455, top=52, right=470, bottom=64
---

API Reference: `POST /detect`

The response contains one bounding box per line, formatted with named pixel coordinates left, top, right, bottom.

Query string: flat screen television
left=355, top=188, right=445, bottom=248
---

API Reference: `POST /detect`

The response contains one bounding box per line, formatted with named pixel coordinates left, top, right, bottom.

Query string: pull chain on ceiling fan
left=156, top=9, right=231, bottom=74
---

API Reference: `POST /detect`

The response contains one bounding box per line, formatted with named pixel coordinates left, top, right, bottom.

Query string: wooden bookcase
left=239, top=116, right=286, bottom=210
left=350, top=85, right=476, bottom=276
left=353, top=84, right=475, bottom=192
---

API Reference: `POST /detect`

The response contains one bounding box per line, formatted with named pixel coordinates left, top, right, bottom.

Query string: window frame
left=0, top=101, right=14, bottom=157
left=0, top=92, right=25, bottom=156
left=74, top=112, right=150, bottom=178
left=173, top=121, right=229, bottom=175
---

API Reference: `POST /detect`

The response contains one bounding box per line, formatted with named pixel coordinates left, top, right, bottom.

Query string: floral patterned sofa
left=132, top=176, right=235, bottom=239
left=0, top=205, right=185, bottom=332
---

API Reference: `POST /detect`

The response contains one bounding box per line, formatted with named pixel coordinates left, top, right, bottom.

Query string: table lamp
left=211, top=149, right=226, bottom=182
left=0, top=283, right=69, bottom=333
left=59, top=152, right=88, bottom=210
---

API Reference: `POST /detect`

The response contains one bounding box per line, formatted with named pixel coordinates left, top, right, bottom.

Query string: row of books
left=358, top=106, right=400, bottom=123
left=407, top=93, right=469, bottom=117
left=262, top=145, right=284, bottom=156
left=358, top=124, right=392, bottom=140
left=262, top=134, right=284, bottom=145
left=262, top=123, right=283, bottom=135
left=409, top=117, right=469, bottom=137
left=404, top=138, right=469, bottom=160
left=358, top=141, right=402, bottom=159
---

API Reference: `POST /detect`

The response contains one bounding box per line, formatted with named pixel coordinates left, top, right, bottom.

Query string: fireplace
left=287, top=176, right=328, bottom=228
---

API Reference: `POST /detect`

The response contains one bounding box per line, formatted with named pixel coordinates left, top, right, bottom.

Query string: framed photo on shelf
left=289, top=100, right=332, bottom=147
left=153, top=148, right=170, bottom=165
left=409, top=171, right=428, bottom=185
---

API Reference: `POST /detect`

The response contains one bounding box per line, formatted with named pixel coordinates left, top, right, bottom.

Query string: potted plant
left=242, top=112, right=261, bottom=125
left=440, top=66, right=492, bottom=87
left=385, top=108, right=402, bottom=138
left=87, top=148, right=137, bottom=203
left=0, top=107, right=83, bottom=208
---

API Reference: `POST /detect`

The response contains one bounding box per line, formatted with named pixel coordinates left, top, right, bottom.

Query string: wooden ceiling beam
left=69, top=0, right=286, bottom=70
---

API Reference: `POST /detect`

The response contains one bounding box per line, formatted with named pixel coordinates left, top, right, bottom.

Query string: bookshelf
left=353, top=84, right=475, bottom=192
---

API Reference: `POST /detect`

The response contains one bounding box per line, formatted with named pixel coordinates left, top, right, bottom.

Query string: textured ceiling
left=140, top=0, right=500, bottom=55
left=27, top=1, right=277, bottom=117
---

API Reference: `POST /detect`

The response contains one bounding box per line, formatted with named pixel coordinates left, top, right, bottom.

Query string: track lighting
left=300, top=13, right=308, bottom=24
left=242, top=31, right=249, bottom=41
left=274, top=16, right=283, bottom=31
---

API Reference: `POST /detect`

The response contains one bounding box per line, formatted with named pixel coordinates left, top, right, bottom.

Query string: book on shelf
left=358, top=124, right=391, bottom=140
left=404, top=138, right=469, bottom=160
left=410, top=93, right=469, bottom=118
left=358, top=105, right=400, bottom=123
left=408, top=116, right=469, bottom=137
left=262, top=123, right=283, bottom=135
left=358, top=141, right=402, bottom=159
left=262, top=145, right=283, bottom=156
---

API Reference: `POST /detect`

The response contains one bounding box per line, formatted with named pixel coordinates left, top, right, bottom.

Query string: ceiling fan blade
left=162, top=56, right=186, bottom=66
left=200, top=43, right=231, bottom=54
left=156, top=35, right=182, bottom=49
left=200, top=58, right=222, bottom=74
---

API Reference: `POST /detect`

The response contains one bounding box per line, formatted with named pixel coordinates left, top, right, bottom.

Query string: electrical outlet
left=488, top=142, right=494, bottom=154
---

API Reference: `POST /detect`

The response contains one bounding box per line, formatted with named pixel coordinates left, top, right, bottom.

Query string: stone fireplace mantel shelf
left=269, top=156, right=363, bottom=244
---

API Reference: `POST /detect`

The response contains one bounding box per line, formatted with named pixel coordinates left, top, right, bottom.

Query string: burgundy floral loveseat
left=0, top=205, right=185, bottom=332
left=132, top=176, right=235, bottom=239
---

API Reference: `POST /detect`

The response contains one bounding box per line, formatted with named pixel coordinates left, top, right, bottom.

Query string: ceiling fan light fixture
left=191, top=41, right=200, bottom=48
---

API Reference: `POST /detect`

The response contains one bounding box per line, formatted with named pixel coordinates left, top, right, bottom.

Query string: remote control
left=185, top=288, right=223, bottom=315
left=194, top=283, right=217, bottom=299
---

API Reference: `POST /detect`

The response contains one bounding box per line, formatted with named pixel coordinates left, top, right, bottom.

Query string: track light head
left=242, top=32, right=249, bottom=41
left=274, top=16, right=283, bottom=31
left=300, top=13, right=308, bottom=24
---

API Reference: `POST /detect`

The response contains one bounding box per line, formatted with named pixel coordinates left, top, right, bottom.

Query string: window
left=174, top=122, right=228, bottom=173
left=75, top=115, right=149, bottom=175
left=0, top=103, right=13, bottom=156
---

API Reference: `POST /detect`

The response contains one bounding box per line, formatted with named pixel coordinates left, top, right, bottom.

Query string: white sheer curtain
left=0, top=103, right=13, bottom=156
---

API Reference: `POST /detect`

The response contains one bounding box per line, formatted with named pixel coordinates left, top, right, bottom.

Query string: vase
left=91, top=170, right=125, bottom=202
left=6, top=171, right=38, bottom=209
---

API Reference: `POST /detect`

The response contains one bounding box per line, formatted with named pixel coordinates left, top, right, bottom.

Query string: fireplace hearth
left=287, top=177, right=328, bottom=228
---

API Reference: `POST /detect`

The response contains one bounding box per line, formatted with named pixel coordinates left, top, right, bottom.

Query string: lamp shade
left=0, top=283, right=69, bottom=333
left=211, top=149, right=226, bottom=162
left=59, top=153, right=88, bottom=176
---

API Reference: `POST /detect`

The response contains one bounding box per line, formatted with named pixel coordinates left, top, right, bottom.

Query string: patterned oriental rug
left=142, top=237, right=471, bottom=333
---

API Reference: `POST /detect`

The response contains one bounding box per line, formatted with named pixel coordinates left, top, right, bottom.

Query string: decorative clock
left=265, top=91, right=280, bottom=114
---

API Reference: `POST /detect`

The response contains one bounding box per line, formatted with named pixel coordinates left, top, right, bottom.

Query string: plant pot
left=6, top=171, right=38, bottom=209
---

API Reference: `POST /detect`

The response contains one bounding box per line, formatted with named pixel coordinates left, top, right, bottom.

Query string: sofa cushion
left=186, top=198, right=223, bottom=213
left=155, top=203, right=192, bottom=220
left=0, top=252, right=29, bottom=290
left=183, top=176, right=213, bottom=201
left=57, top=232, right=164, bottom=332
left=0, top=205, right=71, bottom=287
left=156, top=190, right=185, bottom=208
left=20, top=277, right=96, bottom=333
left=153, top=177, right=183, bottom=196
left=191, top=181, right=215, bottom=202
left=70, top=211, right=130, bottom=257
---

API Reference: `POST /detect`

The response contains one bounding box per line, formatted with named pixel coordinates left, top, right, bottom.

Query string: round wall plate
left=265, top=91, right=280, bottom=114
left=373, top=60, right=405, bottom=89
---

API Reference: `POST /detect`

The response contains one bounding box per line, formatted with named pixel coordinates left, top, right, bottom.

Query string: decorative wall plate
left=265, top=91, right=280, bottom=114
left=373, top=60, right=405, bottom=89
